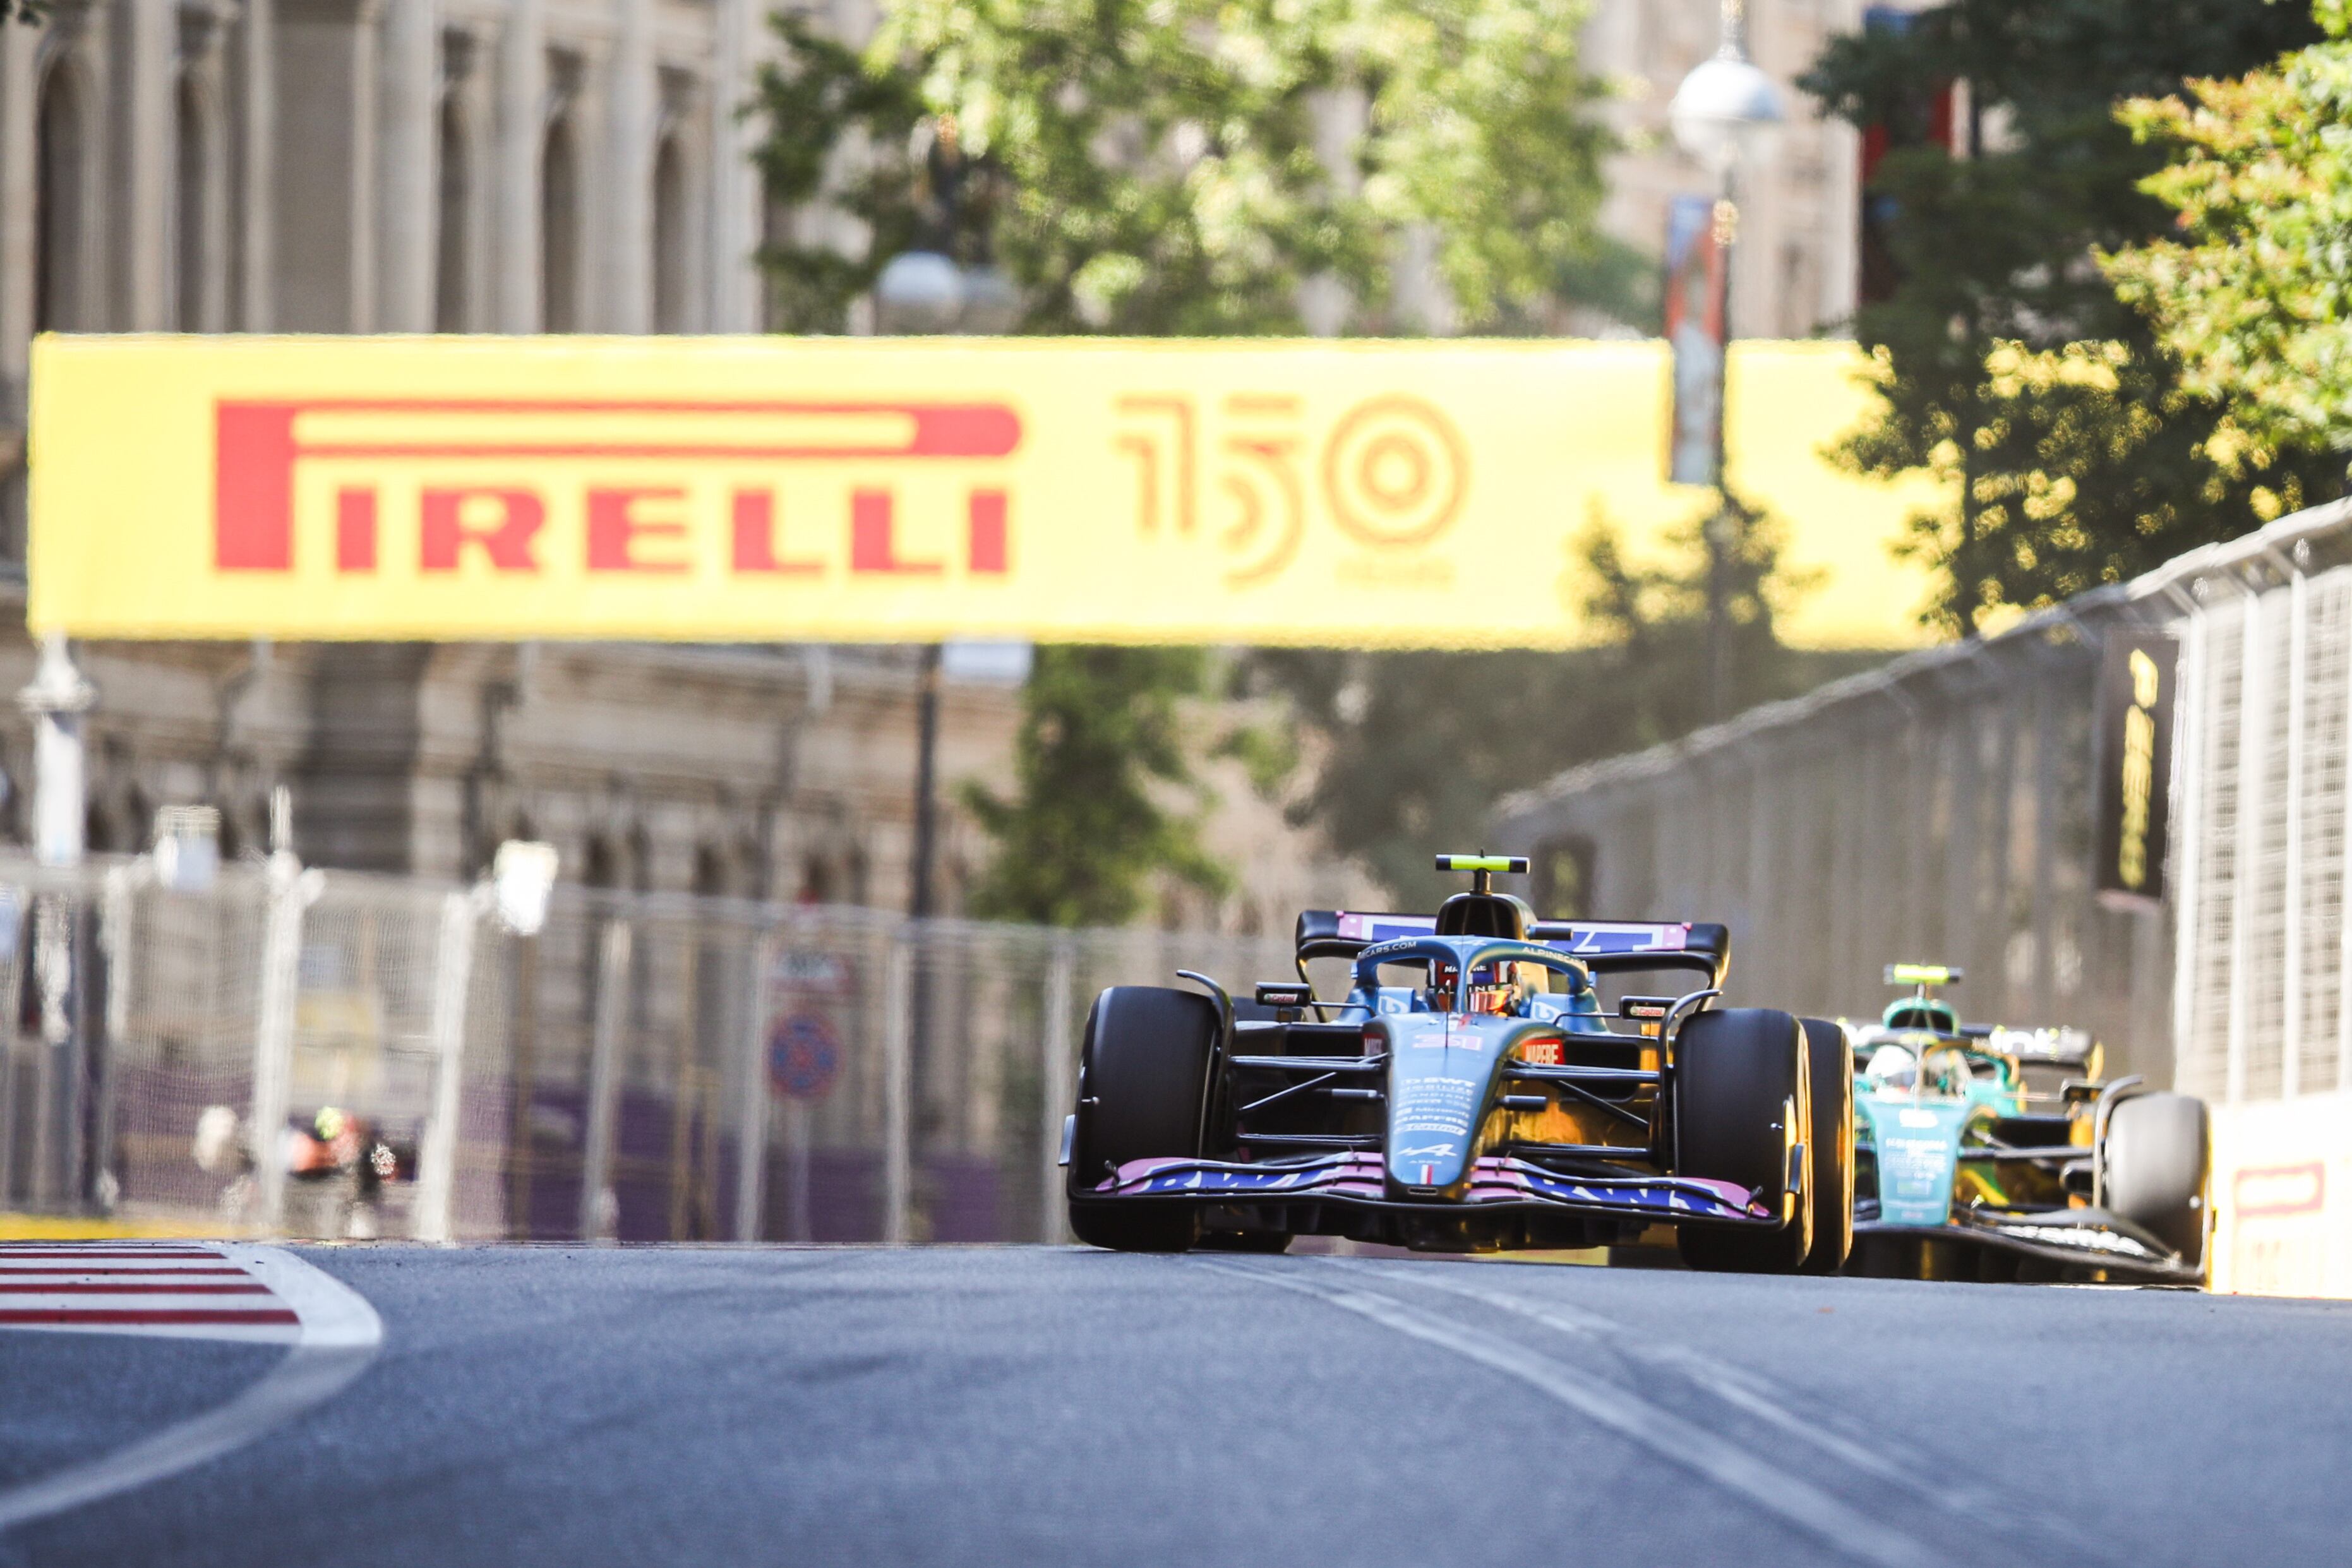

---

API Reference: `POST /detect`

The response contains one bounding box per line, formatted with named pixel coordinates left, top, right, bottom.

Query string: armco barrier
left=0, top=853, right=1292, bottom=1243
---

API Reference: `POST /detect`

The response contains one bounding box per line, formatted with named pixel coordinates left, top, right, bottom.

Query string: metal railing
left=1491, top=497, right=2352, bottom=1094
left=0, top=852, right=1295, bottom=1242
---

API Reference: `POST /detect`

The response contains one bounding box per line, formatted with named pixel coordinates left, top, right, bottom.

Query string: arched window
left=34, top=64, right=87, bottom=332
left=539, top=119, right=577, bottom=332
left=175, top=79, right=212, bottom=330
left=435, top=95, right=470, bottom=331
left=652, top=135, right=689, bottom=333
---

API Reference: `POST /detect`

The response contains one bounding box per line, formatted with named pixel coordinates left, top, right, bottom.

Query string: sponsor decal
left=1539, top=921, right=1692, bottom=955
left=2094, top=633, right=2177, bottom=908
left=1897, top=1108, right=1939, bottom=1129
left=2234, top=1161, right=2326, bottom=1219
left=1519, top=1038, right=1564, bottom=1067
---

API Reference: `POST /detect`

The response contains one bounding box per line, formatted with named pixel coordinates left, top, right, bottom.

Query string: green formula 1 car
left=1845, top=964, right=2211, bottom=1286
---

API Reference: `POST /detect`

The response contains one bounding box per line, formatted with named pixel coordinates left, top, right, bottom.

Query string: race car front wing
left=1852, top=1206, right=2205, bottom=1284
left=1091, top=1154, right=1775, bottom=1224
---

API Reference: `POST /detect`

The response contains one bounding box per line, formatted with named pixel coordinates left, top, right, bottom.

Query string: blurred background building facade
left=1583, top=0, right=1936, bottom=340
left=0, top=0, right=1913, bottom=925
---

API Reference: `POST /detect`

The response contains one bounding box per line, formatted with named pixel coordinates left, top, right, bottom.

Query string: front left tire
left=2104, top=1091, right=2212, bottom=1276
left=1797, top=1017, right=1855, bottom=1275
left=1673, top=1007, right=1814, bottom=1274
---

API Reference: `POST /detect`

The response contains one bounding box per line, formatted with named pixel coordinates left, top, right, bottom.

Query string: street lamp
left=874, top=252, right=1020, bottom=926
left=1671, top=0, right=1783, bottom=723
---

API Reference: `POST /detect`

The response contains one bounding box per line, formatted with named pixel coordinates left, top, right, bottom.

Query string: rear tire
left=1797, top=1017, right=1855, bottom=1276
left=1065, top=986, right=1219, bottom=1254
left=1674, top=1008, right=1813, bottom=1274
left=2105, top=1091, right=2211, bottom=1271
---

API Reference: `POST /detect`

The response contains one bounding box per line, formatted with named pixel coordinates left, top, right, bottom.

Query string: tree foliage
left=1802, top=0, right=2334, bottom=631
left=2104, top=1, right=2352, bottom=458
left=959, top=647, right=1230, bottom=928
left=756, top=1, right=1628, bottom=922
left=1245, top=506, right=1876, bottom=908
left=752, top=0, right=1616, bottom=335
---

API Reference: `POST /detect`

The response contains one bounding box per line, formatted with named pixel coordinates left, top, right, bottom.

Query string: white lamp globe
left=874, top=251, right=966, bottom=334
left=1669, top=54, right=1786, bottom=177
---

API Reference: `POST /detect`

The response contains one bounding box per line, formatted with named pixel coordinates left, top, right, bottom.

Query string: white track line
left=1208, top=1259, right=1949, bottom=1568
left=0, top=1245, right=381, bottom=1536
left=1359, top=1262, right=2115, bottom=1561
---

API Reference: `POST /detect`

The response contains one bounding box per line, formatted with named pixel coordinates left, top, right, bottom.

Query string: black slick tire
left=1797, top=1017, right=1855, bottom=1275
left=1673, top=1007, right=1813, bottom=1274
left=1066, top=986, right=1218, bottom=1253
left=2104, top=1091, right=2211, bottom=1271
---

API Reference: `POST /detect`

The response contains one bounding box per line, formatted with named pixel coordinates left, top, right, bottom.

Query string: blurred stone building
left=1582, top=0, right=1938, bottom=338
left=0, top=0, right=1939, bottom=920
left=0, top=0, right=1379, bottom=923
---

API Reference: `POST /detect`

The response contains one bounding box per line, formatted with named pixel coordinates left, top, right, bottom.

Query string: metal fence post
left=2171, top=606, right=2211, bottom=1091
left=733, top=932, right=776, bottom=1242
left=27, top=895, right=72, bottom=1210
left=2284, top=570, right=2310, bottom=1099
left=1041, top=937, right=1075, bottom=1243
left=93, top=864, right=140, bottom=1212
left=249, top=856, right=320, bottom=1233
left=882, top=935, right=912, bottom=1243
left=2227, top=592, right=2269, bottom=1107
left=413, top=889, right=481, bottom=1242
left=580, top=918, right=631, bottom=1243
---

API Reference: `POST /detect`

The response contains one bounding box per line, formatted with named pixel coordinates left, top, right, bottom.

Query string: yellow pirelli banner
left=27, top=335, right=1940, bottom=648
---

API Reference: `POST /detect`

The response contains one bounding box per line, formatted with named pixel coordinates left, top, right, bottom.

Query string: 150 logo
left=1113, top=392, right=1468, bottom=587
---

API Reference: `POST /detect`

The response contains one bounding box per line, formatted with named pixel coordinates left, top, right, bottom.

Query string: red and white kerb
left=0, top=1240, right=302, bottom=1343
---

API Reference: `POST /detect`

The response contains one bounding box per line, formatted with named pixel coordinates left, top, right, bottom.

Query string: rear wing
left=1295, top=911, right=1729, bottom=987
left=1984, top=1026, right=2102, bottom=1076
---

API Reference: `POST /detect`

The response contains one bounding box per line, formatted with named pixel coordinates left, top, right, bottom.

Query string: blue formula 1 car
left=1845, top=964, right=2211, bottom=1286
left=1061, top=856, right=1856, bottom=1272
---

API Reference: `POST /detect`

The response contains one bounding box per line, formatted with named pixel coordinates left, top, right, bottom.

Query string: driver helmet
left=1863, top=1043, right=1918, bottom=1092
left=1425, top=959, right=1522, bottom=1015
left=1467, top=962, right=1521, bottom=1015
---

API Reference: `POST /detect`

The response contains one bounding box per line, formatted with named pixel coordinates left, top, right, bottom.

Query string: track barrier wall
left=1494, top=498, right=2352, bottom=1296
left=0, top=853, right=1291, bottom=1243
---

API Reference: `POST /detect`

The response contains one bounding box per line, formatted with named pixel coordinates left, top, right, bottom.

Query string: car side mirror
left=1255, top=981, right=1314, bottom=1020
left=1617, top=996, right=1673, bottom=1023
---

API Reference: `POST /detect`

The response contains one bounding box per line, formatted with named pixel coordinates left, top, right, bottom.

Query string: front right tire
left=1065, top=986, right=1219, bottom=1253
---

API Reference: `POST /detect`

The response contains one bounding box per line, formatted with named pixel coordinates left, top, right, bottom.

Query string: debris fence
left=0, top=853, right=1292, bottom=1243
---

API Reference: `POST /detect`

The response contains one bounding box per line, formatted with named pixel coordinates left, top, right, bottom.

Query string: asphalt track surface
left=5, top=1244, right=2352, bottom=1567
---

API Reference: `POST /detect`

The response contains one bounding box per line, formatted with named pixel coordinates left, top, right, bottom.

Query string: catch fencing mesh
left=2169, top=566, right=2352, bottom=1105
left=1491, top=609, right=2178, bottom=1082
left=0, top=853, right=1293, bottom=1241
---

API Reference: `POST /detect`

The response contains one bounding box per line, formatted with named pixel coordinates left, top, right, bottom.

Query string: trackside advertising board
left=28, top=335, right=1940, bottom=648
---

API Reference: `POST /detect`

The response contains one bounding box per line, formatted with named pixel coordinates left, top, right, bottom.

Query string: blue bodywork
left=1083, top=931, right=1780, bottom=1236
